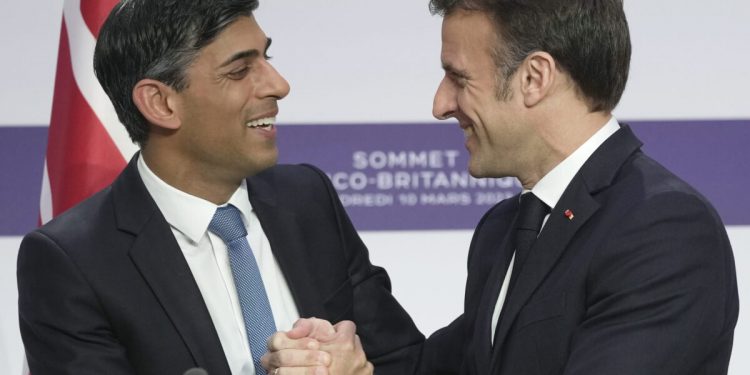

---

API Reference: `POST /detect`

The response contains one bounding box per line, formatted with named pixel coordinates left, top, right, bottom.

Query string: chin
left=253, top=160, right=277, bottom=175
left=468, top=161, right=506, bottom=179
left=258, top=147, right=278, bottom=165
left=468, top=160, right=486, bottom=178
left=242, top=152, right=278, bottom=177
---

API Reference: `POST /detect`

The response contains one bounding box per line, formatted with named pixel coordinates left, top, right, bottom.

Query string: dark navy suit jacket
left=418, top=125, right=738, bottom=375
left=18, top=158, right=423, bottom=375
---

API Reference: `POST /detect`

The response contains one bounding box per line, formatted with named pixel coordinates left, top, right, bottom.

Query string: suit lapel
left=113, top=155, right=230, bottom=375
left=488, top=180, right=599, bottom=371
left=489, top=124, right=643, bottom=369
left=247, top=174, right=326, bottom=319
left=471, top=201, right=518, bottom=374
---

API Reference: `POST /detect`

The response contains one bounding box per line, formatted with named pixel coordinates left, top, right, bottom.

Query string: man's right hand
left=261, top=318, right=373, bottom=375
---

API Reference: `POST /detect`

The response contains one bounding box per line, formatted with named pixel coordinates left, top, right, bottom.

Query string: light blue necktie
left=209, top=205, right=276, bottom=375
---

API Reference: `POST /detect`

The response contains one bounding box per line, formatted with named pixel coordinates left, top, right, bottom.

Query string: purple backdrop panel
left=629, top=120, right=749, bottom=226
left=0, top=120, right=748, bottom=235
left=0, top=127, right=47, bottom=235
left=276, top=123, right=520, bottom=230
left=276, top=120, right=750, bottom=230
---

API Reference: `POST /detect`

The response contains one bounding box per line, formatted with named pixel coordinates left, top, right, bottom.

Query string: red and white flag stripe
left=28, top=0, right=131, bottom=373
left=40, top=0, right=134, bottom=224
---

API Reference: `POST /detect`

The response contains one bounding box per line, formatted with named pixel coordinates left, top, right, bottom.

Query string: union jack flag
left=27, top=0, right=134, bottom=373
left=39, top=0, right=135, bottom=224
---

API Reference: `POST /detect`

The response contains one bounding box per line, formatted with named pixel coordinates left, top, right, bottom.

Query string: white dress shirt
left=490, top=117, right=620, bottom=345
left=137, top=156, right=300, bottom=375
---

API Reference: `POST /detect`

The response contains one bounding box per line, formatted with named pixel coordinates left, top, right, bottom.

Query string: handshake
left=261, top=318, right=373, bottom=375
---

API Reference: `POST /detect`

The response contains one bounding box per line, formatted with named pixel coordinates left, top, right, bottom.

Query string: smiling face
left=171, top=15, right=290, bottom=184
left=432, top=10, right=536, bottom=180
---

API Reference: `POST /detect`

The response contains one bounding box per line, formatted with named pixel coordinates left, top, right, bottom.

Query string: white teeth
left=246, top=116, right=276, bottom=128
left=463, top=126, right=474, bottom=139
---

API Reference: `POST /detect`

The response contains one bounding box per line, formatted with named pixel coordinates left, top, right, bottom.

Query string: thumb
left=286, top=318, right=315, bottom=339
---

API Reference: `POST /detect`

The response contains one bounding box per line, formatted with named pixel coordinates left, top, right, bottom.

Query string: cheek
left=227, top=84, right=253, bottom=104
left=461, top=94, right=493, bottom=131
left=232, top=76, right=258, bottom=102
left=461, top=83, right=494, bottom=115
left=199, top=82, right=250, bottom=119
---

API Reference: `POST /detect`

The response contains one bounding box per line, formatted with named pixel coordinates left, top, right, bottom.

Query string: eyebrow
left=442, top=62, right=469, bottom=79
left=218, top=37, right=273, bottom=68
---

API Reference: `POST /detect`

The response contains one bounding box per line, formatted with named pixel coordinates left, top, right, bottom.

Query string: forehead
left=440, top=10, right=497, bottom=62
left=198, top=15, right=267, bottom=65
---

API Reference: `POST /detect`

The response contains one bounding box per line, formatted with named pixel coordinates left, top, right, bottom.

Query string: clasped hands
left=261, top=318, right=373, bottom=375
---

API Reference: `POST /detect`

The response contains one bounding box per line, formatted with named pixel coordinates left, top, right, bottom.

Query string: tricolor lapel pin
left=564, top=209, right=575, bottom=220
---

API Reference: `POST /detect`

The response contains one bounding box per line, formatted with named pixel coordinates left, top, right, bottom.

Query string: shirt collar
left=137, top=155, right=254, bottom=243
left=531, top=116, right=620, bottom=210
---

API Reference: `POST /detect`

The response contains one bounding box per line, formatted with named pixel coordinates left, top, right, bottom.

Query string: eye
left=226, top=65, right=250, bottom=80
left=447, top=72, right=467, bottom=88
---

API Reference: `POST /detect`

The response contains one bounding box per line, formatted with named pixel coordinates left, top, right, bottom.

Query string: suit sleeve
left=415, top=200, right=508, bottom=375
left=18, top=231, right=136, bottom=375
left=301, top=164, right=425, bottom=375
left=562, top=192, right=738, bottom=375
left=416, top=315, right=468, bottom=375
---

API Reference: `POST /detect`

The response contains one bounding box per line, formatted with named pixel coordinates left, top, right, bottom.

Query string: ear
left=519, top=51, right=556, bottom=107
left=132, top=79, right=181, bottom=130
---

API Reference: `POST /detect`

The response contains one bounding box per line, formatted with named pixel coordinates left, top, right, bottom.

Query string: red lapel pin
left=564, top=209, right=575, bottom=220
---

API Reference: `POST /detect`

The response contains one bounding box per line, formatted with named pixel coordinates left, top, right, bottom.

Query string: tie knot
left=209, top=205, right=248, bottom=243
left=516, top=193, right=550, bottom=233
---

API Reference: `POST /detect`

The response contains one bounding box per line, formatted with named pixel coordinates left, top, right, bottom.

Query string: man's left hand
left=261, top=318, right=373, bottom=375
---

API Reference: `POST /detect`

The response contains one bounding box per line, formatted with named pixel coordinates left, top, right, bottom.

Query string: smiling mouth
left=246, top=116, right=276, bottom=130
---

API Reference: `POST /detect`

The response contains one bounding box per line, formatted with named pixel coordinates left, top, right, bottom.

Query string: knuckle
left=356, top=352, right=367, bottom=367
left=267, top=353, right=281, bottom=368
left=343, top=341, right=355, bottom=351
left=279, top=350, right=296, bottom=365
left=302, top=337, right=319, bottom=350
left=268, top=333, right=283, bottom=349
left=279, top=350, right=301, bottom=367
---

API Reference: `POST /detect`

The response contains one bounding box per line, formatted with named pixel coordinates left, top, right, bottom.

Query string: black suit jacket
left=18, top=158, right=423, bottom=375
left=418, top=125, right=738, bottom=375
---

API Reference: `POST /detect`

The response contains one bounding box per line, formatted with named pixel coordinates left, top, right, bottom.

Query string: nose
left=432, top=76, right=457, bottom=120
left=259, top=60, right=291, bottom=100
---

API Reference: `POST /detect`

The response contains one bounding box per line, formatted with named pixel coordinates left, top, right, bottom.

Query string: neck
left=543, top=111, right=611, bottom=157
left=519, top=108, right=611, bottom=190
left=140, top=146, right=241, bottom=205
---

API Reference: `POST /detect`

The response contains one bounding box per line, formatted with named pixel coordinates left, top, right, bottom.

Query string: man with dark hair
left=267, top=0, right=739, bottom=374
left=417, top=0, right=739, bottom=374
left=17, top=1, right=422, bottom=374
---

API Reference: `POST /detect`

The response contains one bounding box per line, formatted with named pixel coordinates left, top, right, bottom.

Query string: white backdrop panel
left=1, top=0, right=750, bottom=125
left=0, top=237, right=24, bottom=375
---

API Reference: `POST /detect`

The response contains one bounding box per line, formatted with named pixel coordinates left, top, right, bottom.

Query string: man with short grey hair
left=266, top=1, right=739, bottom=374
left=419, top=0, right=739, bottom=373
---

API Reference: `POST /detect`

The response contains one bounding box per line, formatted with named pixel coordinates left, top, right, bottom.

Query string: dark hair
left=94, top=0, right=260, bottom=146
left=429, top=0, right=631, bottom=112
